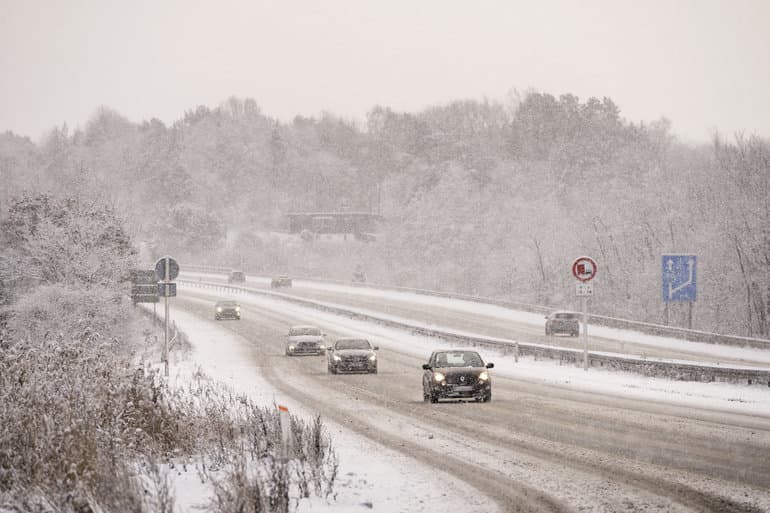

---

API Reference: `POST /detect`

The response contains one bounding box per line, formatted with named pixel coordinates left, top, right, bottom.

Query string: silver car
left=285, top=325, right=326, bottom=356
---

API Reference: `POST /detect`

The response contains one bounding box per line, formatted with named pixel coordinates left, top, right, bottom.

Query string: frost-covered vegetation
left=0, top=194, right=337, bottom=512
left=1, top=92, right=768, bottom=336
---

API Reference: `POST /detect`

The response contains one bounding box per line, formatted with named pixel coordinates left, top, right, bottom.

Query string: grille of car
left=446, top=373, right=478, bottom=385
left=341, top=355, right=368, bottom=364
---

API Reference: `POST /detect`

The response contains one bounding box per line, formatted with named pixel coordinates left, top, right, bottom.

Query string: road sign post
left=155, top=256, right=180, bottom=377
left=572, top=256, right=597, bottom=371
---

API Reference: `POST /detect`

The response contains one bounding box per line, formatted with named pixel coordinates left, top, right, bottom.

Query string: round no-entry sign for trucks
left=572, top=256, right=597, bottom=282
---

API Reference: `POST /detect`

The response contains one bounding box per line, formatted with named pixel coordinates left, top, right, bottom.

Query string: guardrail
left=180, top=266, right=770, bottom=349
left=179, top=278, right=770, bottom=386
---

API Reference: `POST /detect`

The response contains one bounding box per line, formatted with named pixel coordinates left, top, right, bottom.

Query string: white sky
left=1, top=0, right=769, bottom=143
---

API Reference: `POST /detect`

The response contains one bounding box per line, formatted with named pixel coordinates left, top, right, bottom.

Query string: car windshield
left=335, top=339, right=371, bottom=350
left=217, top=301, right=238, bottom=307
left=290, top=327, right=321, bottom=336
left=554, top=313, right=577, bottom=319
left=433, top=351, right=483, bottom=368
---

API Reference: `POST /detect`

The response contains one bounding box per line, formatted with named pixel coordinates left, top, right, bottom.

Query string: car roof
left=216, top=299, right=239, bottom=304
left=335, top=337, right=369, bottom=342
left=290, top=324, right=319, bottom=330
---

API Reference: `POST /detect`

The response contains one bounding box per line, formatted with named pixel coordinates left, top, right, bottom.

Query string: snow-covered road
left=163, top=281, right=770, bottom=512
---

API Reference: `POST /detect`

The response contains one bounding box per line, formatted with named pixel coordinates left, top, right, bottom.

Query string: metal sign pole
left=582, top=295, right=588, bottom=371
left=164, top=258, right=169, bottom=377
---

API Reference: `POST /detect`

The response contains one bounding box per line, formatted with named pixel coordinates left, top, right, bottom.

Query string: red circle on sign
left=572, top=256, right=597, bottom=282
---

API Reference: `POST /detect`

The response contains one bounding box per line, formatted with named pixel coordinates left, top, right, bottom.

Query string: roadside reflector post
left=278, top=404, right=291, bottom=460
left=514, top=341, right=519, bottom=363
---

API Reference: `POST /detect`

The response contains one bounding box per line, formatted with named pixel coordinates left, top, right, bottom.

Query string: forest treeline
left=1, top=92, right=768, bottom=336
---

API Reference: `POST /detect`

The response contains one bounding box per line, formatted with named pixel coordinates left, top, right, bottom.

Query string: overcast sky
left=1, top=0, right=769, bottom=143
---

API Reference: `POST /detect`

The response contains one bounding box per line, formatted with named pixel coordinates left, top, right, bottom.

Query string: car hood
left=432, top=367, right=486, bottom=376
left=334, top=349, right=374, bottom=357
left=288, top=336, right=324, bottom=344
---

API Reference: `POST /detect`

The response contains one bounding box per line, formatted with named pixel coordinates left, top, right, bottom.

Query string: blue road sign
left=662, top=255, right=697, bottom=302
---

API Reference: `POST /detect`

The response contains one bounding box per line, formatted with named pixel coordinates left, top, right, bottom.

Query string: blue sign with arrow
left=662, top=254, right=697, bottom=302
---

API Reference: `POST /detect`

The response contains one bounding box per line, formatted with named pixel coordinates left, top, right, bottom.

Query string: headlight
left=216, top=307, right=222, bottom=312
left=235, top=306, right=240, bottom=312
left=288, top=345, right=294, bottom=351
left=368, top=354, right=377, bottom=362
left=333, top=354, right=341, bottom=362
left=478, top=371, right=489, bottom=381
left=433, top=372, right=445, bottom=383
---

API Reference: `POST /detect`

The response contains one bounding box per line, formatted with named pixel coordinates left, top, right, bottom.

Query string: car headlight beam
left=479, top=371, right=489, bottom=381
left=368, top=354, right=376, bottom=362
left=433, top=372, right=445, bottom=383
left=333, top=354, right=341, bottom=362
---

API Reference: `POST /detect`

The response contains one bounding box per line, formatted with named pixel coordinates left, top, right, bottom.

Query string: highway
left=174, top=279, right=770, bottom=513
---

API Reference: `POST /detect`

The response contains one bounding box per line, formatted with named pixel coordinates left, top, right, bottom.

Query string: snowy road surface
left=167, top=282, right=770, bottom=512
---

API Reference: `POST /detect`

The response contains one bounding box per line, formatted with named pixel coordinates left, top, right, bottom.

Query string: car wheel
left=545, top=327, right=550, bottom=336
left=329, top=366, right=337, bottom=374
left=429, top=392, right=439, bottom=404
left=371, top=367, right=378, bottom=374
left=483, top=391, right=492, bottom=402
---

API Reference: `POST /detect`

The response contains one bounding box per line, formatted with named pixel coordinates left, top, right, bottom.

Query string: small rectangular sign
left=158, top=282, right=177, bottom=297
left=576, top=282, right=594, bottom=297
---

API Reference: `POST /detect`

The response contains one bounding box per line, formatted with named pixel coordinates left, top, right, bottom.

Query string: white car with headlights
left=421, top=350, right=493, bottom=403
left=214, top=300, right=241, bottom=320
left=327, top=337, right=378, bottom=374
left=285, top=325, right=326, bottom=356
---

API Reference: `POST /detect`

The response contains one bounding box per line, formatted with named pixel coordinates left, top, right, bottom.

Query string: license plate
left=453, top=386, right=473, bottom=392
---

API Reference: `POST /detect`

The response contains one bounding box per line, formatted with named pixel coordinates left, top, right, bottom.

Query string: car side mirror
left=486, top=362, right=494, bottom=368
left=373, top=346, right=379, bottom=351
left=323, top=333, right=327, bottom=337
left=327, top=347, right=334, bottom=352
left=422, top=364, right=431, bottom=370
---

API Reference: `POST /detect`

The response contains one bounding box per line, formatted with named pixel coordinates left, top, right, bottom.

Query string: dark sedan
left=327, top=337, right=378, bottom=374
left=545, top=311, right=580, bottom=337
left=422, top=350, right=493, bottom=403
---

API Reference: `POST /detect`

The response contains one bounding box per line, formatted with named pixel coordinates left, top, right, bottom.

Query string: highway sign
left=130, top=269, right=159, bottom=303
left=158, top=282, right=177, bottom=297
left=155, top=256, right=180, bottom=282
left=576, top=282, right=594, bottom=297
left=572, top=256, right=597, bottom=282
left=662, top=254, right=697, bottom=302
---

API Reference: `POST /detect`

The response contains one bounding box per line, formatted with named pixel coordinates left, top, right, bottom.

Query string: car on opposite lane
left=271, top=275, right=293, bottom=288
left=545, top=311, right=580, bottom=337
left=422, top=350, right=493, bottom=403
left=327, top=337, right=378, bottom=374
left=214, top=300, right=241, bottom=320
left=285, top=325, right=327, bottom=356
left=228, top=270, right=246, bottom=284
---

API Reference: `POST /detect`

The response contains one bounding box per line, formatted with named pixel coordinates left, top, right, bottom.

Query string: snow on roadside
left=154, top=305, right=498, bottom=513
left=180, top=285, right=770, bottom=418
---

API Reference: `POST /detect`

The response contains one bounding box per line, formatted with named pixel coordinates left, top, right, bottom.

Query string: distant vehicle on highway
left=228, top=270, right=246, bottom=283
left=214, top=300, right=241, bottom=321
left=422, top=350, right=493, bottom=403
left=271, top=275, right=293, bottom=288
left=327, top=337, right=378, bottom=374
left=351, top=266, right=366, bottom=283
left=545, top=311, right=580, bottom=337
left=286, top=325, right=326, bottom=356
